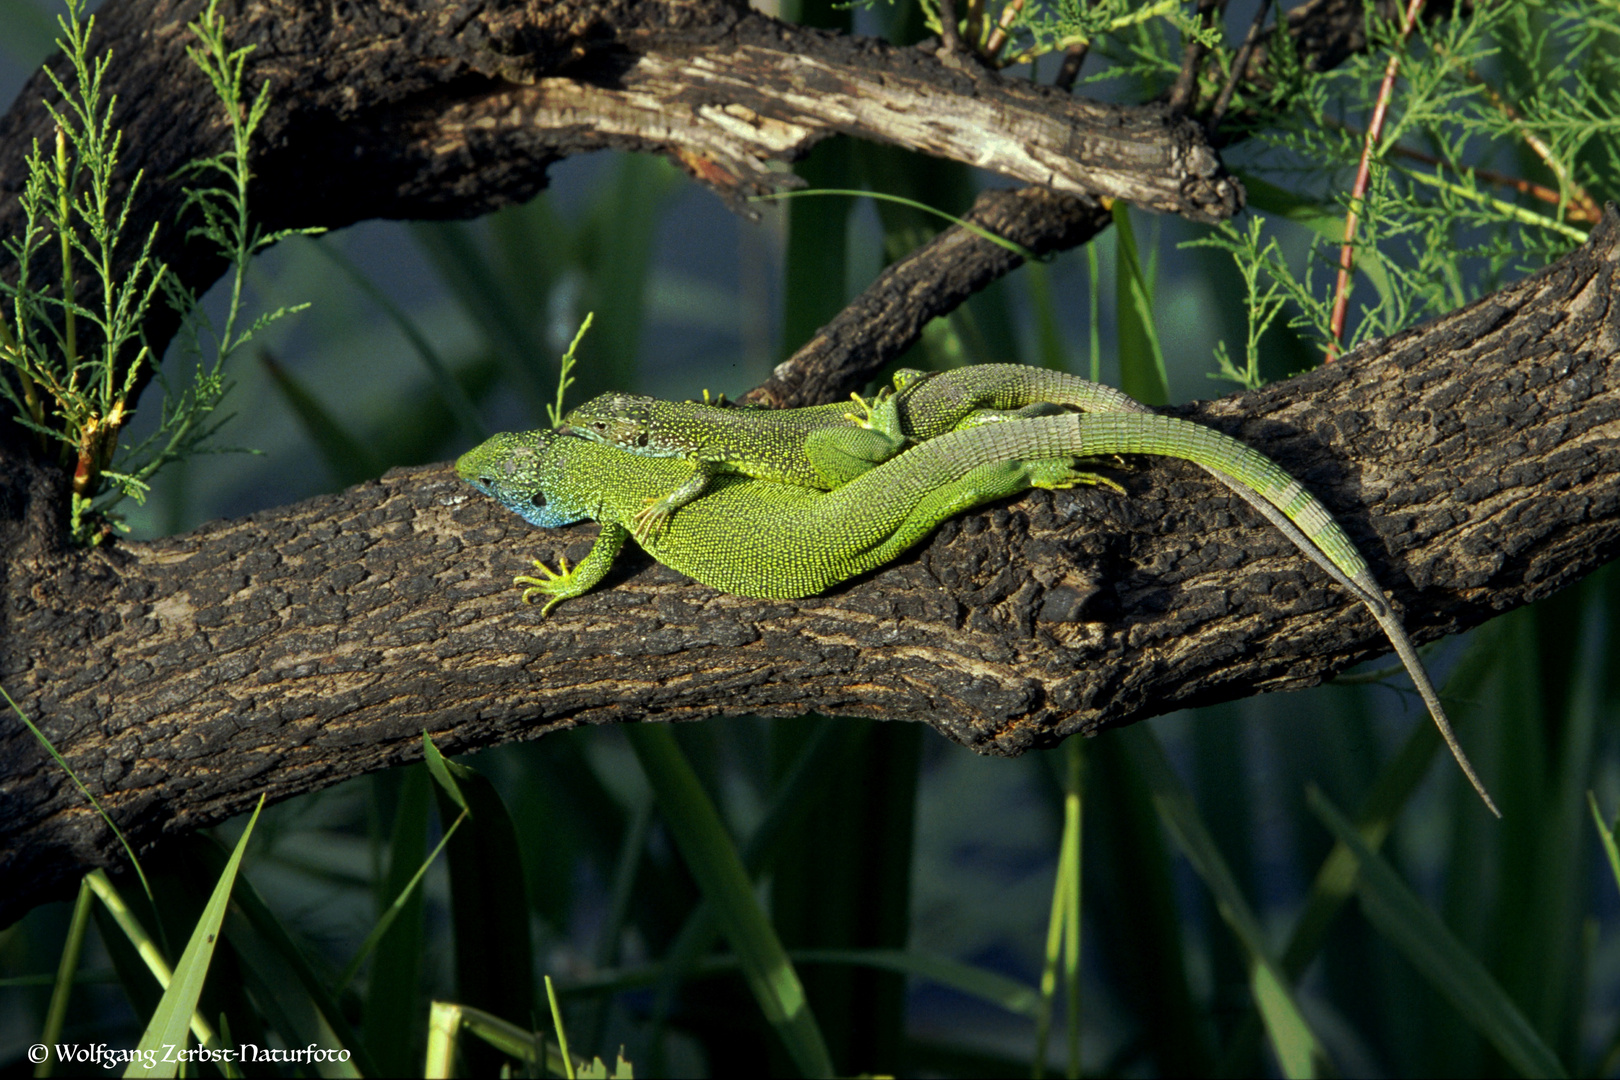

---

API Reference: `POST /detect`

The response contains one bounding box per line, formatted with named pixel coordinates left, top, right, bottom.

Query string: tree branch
left=3, top=209, right=1618, bottom=926
left=0, top=0, right=1603, bottom=929
left=0, top=0, right=1236, bottom=411
left=750, top=0, right=1427, bottom=405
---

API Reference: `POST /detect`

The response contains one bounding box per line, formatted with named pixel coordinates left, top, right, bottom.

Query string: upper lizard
left=559, top=365, right=1375, bottom=621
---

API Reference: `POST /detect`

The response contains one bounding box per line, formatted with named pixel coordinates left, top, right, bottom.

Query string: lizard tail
left=1031, top=411, right=1499, bottom=816
left=1196, top=470, right=1497, bottom=814
left=1372, top=605, right=1500, bottom=816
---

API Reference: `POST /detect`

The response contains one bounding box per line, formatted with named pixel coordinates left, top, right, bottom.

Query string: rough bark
left=3, top=211, right=1618, bottom=926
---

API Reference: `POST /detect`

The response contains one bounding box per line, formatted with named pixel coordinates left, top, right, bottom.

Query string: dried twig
left=1168, top=0, right=1222, bottom=114
left=938, top=0, right=964, bottom=54
left=1054, top=41, right=1090, bottom=90
left=1206, top=0, right=1273, bottom=139
left=984, top=0, right=1027, bottom=62
left=1468, top=69, right=1602, bottom=226
left=1327, top=0, right=1426, bottom=361
left=1325, top=116, right=1604, bottom=226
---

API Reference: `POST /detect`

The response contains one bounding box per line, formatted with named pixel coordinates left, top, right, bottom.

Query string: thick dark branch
left=751, top=0, right=1421, bottom=405
left=3, top=211, right=1618, bottom=926
left=746, top=188, right=1112, bottom=408
left=0, top=0, right=1235, bottom=400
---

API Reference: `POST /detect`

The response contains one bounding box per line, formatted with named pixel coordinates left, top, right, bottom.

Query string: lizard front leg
left=515, top=523, right=632, bottom=614
left=632, top=463, right=718, bottom=540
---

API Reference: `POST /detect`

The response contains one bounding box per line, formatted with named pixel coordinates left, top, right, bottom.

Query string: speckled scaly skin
left=457, top=409, right=1496, bottom=814
left=561, top=366, right=1377, bottom=618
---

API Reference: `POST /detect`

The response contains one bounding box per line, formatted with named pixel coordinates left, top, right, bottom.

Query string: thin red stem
left=1326, top=0, right=1425, bottom=361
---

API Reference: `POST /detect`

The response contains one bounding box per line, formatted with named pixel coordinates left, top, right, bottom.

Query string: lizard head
left=457, top=429, right=593, bottom=528
left=557, top=392, right=668, bottom=454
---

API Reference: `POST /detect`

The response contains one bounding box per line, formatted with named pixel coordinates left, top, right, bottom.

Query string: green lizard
left=558, top=391, right=909, bottom=537
left=559, top=367, right=1129, bottom=536
left=457, top=410, right=1497, bottom=814
left=560, top=365, right=1369, bottom=618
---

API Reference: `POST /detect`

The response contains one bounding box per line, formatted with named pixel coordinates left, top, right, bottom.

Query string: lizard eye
left=636, top=433, right=649, bottom=447
left=530, top=492, right=546, bottom=508
left=592, top=422, right=607, bottom=431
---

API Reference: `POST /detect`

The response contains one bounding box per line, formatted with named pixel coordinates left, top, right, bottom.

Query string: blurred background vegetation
left=3, top=0, right=1620, bottom=1076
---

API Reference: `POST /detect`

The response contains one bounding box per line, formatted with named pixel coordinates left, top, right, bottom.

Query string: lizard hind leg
left=1026, top=456, right=1127, bottom=495
left=630, top=464, right=718, bottom=541
left=803, top=426, right=908, bottom=488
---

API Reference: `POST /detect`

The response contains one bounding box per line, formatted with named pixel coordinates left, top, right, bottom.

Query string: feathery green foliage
left=0, top=0, right=310, bottom=543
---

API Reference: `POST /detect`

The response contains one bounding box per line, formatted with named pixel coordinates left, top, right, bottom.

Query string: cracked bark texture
left=0, top=0, right=1613, bottom=925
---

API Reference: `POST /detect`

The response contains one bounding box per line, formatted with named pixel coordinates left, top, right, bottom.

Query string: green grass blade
left=85, top=871, right=208, bottom=1044
left=1063, top=740, right=1083, bottom=1080
left=1033, top=834, right=1070, bottom=1075
left=259, top=349, right=382, bottom=486
left=1086, top=244, right=1102, bottom=383
left=217, top=904, right=361, bottom=1079
left=311, top=240, right=486, bottom=442
left=547, top=975, right=577, bottom=1080
left=753, top=189, right=1037, bottom=259
left=336, top=802, right=466, bottom=991
left=185, top=834, right=378, bottom=1077
left=574, top=155, right=680, bottom=398
left=1111, top=202, right=1169, bottom=405
left=1025, top=253, right=1067, bottom=375
left=423, top=743, right=535, bottom=1059
left=424, top=1000, right=595, bottom=1077
left=1306, top=787, right=1568, bottom=1079
left=626, top=723, right=834, bottom=1078
left=574, top=795, right=654, bottom=1053
left=554, top=946, right=1042, bottom=1026
left=1217, top=624, right=1504, bottom=1076
left=422, top=733, right=468, bottom=811
left=646, top=720, right=853, bottom=1050
left=599, top=797, right=654, bottom=970
left=1085, top=733, right=1211, bottom=1074
left=1589, top=792, right=1620, bottom=895
left=790, top=949, right=1040, bottom=1019
left=765, top=716, right=919, bottom=1077
left=362, top=766, right=434, bottom=1074
left=2, top=683, right=156, bottom=911
left=1035, top=742, right=1085, bottom=1080
left=1129, top=729, right=1323, bottom=1078
left=781, top=139, right=854, bottom=358
left=409, top=220, right=551, bottom=411
left=125, top=795, right=264, bottom=1078
left=35, top=876, right=95, bottom=1078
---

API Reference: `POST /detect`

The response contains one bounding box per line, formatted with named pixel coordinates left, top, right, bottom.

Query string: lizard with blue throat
left=457, top=404, right=1497, bottom=814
